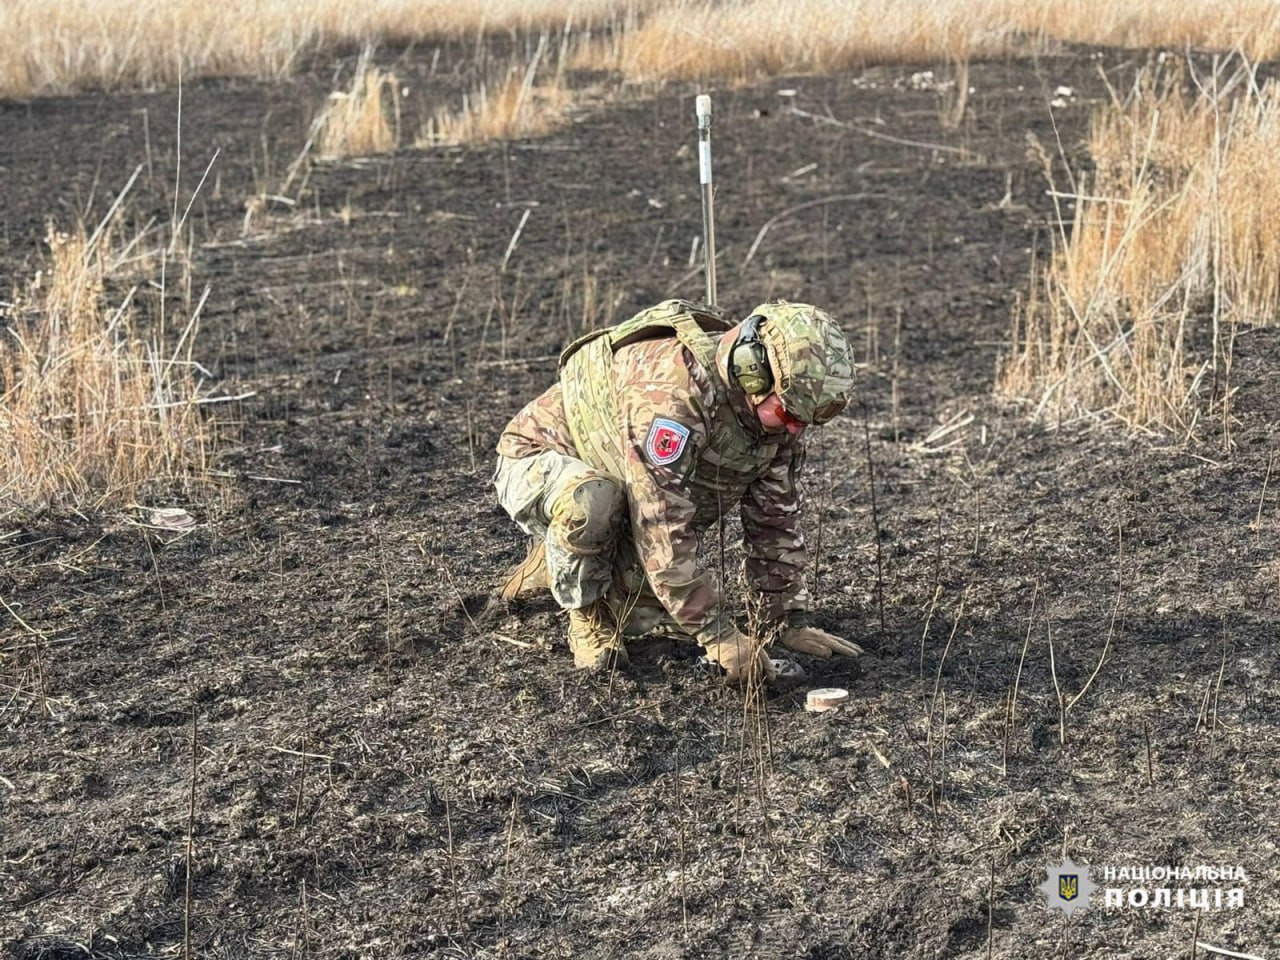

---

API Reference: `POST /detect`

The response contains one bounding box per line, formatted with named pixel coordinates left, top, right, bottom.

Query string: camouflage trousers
left=493, top=451, right=675, bottom=636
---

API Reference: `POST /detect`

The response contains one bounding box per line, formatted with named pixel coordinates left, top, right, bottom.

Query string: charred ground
left=1, top=42, right=1277, bottom=960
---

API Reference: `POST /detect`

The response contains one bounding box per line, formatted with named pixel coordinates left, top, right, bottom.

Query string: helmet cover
left=750, top=301, right=854, bottom=424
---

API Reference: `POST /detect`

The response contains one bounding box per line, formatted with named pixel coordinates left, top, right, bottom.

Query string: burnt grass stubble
left=1, top=41, right=1277, bottom=960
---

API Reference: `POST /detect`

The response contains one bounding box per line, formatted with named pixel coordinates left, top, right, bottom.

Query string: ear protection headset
left=730, top=313, right=773, bottom=396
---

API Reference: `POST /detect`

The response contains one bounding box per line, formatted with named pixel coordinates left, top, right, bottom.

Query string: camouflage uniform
left=494, top=299, right=850, bottom=651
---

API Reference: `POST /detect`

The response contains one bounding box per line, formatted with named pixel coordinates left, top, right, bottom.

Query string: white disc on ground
left=805, top=687, right=850, bottom=712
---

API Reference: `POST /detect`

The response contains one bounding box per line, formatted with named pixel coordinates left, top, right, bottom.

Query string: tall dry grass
left=317, top=56, right=402, bottom=159
left=0, top=0, right=654, bottom=97
left=422, top=72, right=573, bottom=144
left=575, top=0, right=1015, bottom=82
left=297, top=32, right=579, bottom=152
left=421, top=36, right=575, bottom=145
left=0, top=223, right=210, bottom=509
left=575, top=0, right=1280, bottom=84
left=998, top=60, right=1280, bottom=436
left=4, top=0, right=1280, bottom=98
left=1025, top=0, right=1280, bottom=62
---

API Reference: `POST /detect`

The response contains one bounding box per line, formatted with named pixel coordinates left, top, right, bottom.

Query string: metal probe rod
left=695, top=94, right=717, bottom=308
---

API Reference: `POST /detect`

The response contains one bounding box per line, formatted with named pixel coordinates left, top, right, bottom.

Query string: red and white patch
left=645, top=418, right=691, bottom=466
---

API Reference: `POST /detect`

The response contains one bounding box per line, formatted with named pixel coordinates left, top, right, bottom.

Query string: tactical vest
left=559, top=299, right=779, bottom=492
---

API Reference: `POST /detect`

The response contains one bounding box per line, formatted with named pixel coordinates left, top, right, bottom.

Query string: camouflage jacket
left=497, top=301, right=809, bottom=646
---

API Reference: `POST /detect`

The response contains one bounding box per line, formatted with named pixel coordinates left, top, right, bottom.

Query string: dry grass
left=574, top=0, right=1015, bottom=82
left=0, top=223, right=211, bottom=510
left=998, top=59, right=1280, bottom=436
left=1025, top=0, right=1280, bottom=62
left=318, top=57, right=402, bottom=159
left=421, top=56, right=573, bottom=146
left=575, top=0, right=1280, bottom=84
left=0, top=0, right=653, bottom=97
left=5, top=0, right=1280, bottom=98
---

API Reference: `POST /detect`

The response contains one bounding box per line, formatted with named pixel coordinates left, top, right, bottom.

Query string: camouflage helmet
left=748, top=301, right=854, bottom=424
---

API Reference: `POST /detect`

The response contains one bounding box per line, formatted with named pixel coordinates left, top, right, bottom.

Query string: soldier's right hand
left=702, top=630, right=778, bottom=684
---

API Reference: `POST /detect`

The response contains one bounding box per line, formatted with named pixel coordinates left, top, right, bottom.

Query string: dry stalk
left=1210, top=621, right=1230, bottom=733
left=743, top=193, right=893, bottom=268
left=501, top=796, right=518, bottom=919
left=184, top=702, right=198, bottom=960
left=1010, top=579, right=1039, bottom=725
left=986, top=858, right=996, bottom=959
left=292, top=722, right=308, bottom=830
left=376, top=528, right=396, bottom=655
left=924, top=591, right=965, bottom=818
left=444, top=796, right=462, bottom=932
left=1065, top=525, right=1124, bottom=712
left=918, top=583, right=943, bottom=679
left=927, top=589, right=966, bottom=729
left=810, top=435, right=827, bottom=600
left=673, top=742, right=689, bottom=939
left=170, top=73, right=182, bottom=266
left=1143, top=720, right=1155, bottom=784
left=944, top=56, right=971, bottom=130
left=937, top=689, right=948, bottom=812
left=500, top=209, right=532, bottom=275
left=720, top=578, right=779, bottom=849
left=1197, top=939, right=1266, bottom=960
left=1000, top=685, right=1013, bottom=778
left=1047, top=619, right=1066, bottom=746
left=0, top=595, right=51, bottom=718
left=739, top=621, right=776, bottom=845
left=1251, top=450, right=1274, bottom=536
left=891, top=308, right=903, bottom=443
left=858, top=392, right=887, bottom=639
left=297, top=880, right=311, bottom=959
left=1196, top=672, right=1214, bottom=733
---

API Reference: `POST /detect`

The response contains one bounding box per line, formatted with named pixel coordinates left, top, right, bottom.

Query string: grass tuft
left=999, top=59, right=1280, bottom=435
left=0, top=223, right=211, bottom=510
left=318, top=57, right=402, bottom=159
left=420, top=41, right=574, bottom=146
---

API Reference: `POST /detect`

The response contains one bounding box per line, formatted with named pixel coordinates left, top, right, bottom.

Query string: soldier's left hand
left=780, top=625, right=864, bottom=658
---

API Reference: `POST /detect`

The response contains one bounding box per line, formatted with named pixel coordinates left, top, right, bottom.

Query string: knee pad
left=548, top=471, right=624, bottom=558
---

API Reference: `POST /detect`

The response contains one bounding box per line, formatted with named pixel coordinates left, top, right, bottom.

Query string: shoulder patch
left=645, top=418, right=691, bottom=466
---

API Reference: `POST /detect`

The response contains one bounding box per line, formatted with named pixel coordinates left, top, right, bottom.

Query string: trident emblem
left=1059, top=874, right=1079, bottom=901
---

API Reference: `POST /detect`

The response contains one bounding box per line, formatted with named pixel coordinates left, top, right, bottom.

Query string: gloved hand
left=780, top=625, right=864, bottom=658
left=703, top=630, right=778, bottom=684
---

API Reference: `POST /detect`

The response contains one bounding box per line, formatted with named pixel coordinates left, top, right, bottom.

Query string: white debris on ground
left=908, top=69, right=952, bottom=91
left=848, top=70, right=974, bottom=96
left=1051, top=84, right=1076, bottom=108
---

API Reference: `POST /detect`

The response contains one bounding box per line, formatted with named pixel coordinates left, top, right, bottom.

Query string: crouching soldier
left=493, top=298, right=863, bottom=682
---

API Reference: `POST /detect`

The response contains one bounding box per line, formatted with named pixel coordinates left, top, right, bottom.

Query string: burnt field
left=1, top=42, right=1278, bottom=959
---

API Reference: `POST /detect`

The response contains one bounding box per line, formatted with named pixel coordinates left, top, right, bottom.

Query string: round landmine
left=805, top=687, right=850, bottom=712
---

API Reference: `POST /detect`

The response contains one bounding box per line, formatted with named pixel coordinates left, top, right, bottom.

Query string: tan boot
left=567, top=601, right=629, bottom=671
left=499, top=540, right=547, bottom=602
